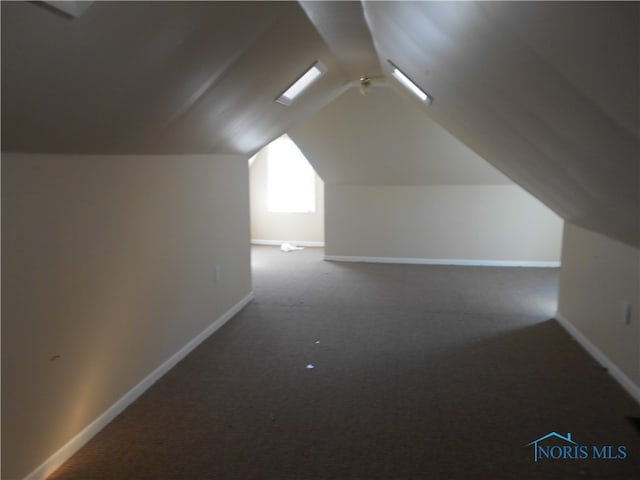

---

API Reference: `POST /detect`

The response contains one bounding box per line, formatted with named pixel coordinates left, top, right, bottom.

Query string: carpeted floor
left=49, top=246, right=640, bottom=479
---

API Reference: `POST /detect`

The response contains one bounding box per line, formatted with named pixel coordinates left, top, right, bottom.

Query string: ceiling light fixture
left=359, top=76, right=372, bottom=96
left=388, top=60, right=432, bottom=104
left=276, top=61, right=326, bottom=106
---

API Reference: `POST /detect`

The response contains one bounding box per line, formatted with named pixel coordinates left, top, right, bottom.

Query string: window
left=267, top=135, right=316, bottom=213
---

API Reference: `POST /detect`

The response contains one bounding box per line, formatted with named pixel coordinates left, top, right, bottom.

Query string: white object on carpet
left=281, top=242, right=304, bottom=252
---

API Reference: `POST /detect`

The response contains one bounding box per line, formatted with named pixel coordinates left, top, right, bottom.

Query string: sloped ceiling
left=1, top=1, right=638, bottom=247
left=298, top=1, right=381, bottom=80
left=1, top=1, right=350, bottom=154
left=290, top=86, right=511, bottom=186
left=361, top=1, right=639, bottom=247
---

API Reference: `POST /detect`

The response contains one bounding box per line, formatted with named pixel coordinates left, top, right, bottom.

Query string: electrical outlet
left=622, top=302, right=632, bottom=325
left=215, top=264, right=221, bottom=282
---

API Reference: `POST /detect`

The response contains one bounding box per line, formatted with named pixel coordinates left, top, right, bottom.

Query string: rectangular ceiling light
left=388, top=60, right=432, bottom=104
left=276, top=61, right=326, bottom=106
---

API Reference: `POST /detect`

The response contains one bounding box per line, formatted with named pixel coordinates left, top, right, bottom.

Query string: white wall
left=557, top=223, right=640, bottom=393
left=325, top=184, right=563, bottom=264
left=289, top=87, right=512, bottom=186
left=288, top=87, right=563, bottom=264
left=249, top=147, right=325, bottom=245
left=1, top=153, right=252, bottom=480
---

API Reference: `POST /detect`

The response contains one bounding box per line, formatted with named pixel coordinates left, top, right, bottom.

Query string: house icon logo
left=526, top=432, right=577, bottom=462
left=526, top=432, right=628, bottom=462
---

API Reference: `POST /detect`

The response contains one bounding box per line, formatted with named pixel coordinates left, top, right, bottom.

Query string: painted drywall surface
left=1, top=1, right=350, bottom=156
left=1, top=153, right=251, bottom=480
left=290, top=86, right=561, bottom=263
left=557, top=223, right=640, bottom=386
left=362, top=2, right=639, bottom=248
left=289, top=87, right=513, bottom=186
left=325, top=184, right=563, bottom=262
left=249, top=148, right=325, bottom=244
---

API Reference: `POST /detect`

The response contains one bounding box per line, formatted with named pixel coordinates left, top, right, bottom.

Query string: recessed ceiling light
left=276, top=61, right=326, bottom=106
left=388, top=60, right=432, bottom=104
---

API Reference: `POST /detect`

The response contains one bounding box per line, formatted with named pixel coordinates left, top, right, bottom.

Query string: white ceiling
left=362, top=1, right=639, bottom=247
left=1, top=1, right=350, bottom=154
left=1, top=1, right=638, bottom=247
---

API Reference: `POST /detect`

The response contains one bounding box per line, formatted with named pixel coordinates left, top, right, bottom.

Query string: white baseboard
left=324, top=255, right=560, bottom=268
left=24, top=292, right=254, bottom=480
left=555, top=313, right=640, bottom=406
left=251, top=239, right=325, bottom=247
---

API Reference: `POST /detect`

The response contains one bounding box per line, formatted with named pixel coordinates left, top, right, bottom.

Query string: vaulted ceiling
left=2, top=1, right=638, bottom=247
left=1, top=1, right=350, bottom=154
